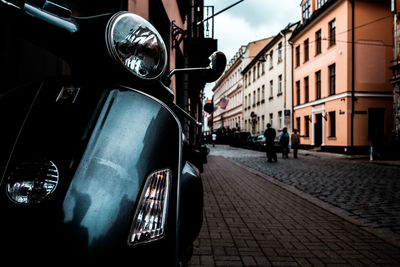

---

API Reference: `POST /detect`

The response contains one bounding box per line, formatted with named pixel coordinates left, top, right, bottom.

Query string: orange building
left=290, top=0, right=393, bottom=154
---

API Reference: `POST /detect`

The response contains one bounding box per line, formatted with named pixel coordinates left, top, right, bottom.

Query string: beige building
left=212, top=37, right=272, bottom=131
left=242, top=23, right=298, bottom=135
left=290, top=0, right=393, bottom=154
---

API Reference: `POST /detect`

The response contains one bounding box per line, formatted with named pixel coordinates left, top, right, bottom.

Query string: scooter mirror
left=204, top=51, right=227, bottom=83
left=167, top=51, right=226, bottom=84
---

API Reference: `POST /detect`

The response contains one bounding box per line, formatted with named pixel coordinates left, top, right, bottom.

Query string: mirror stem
left=168, top=67, right=208, bottom=79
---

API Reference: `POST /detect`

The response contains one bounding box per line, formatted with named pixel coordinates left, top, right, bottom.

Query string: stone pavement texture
left=210, top=145, right=400, bottom=242
left=188, top=146, right=400, bottom=267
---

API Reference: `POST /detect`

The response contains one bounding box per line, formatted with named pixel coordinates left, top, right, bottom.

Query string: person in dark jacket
left=290, top=129, right=300, bottom=158
left=263, top=123, right=277, bottom=162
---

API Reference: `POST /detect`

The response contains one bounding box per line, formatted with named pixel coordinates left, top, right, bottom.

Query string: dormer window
left=302, top=0, right=310, bottom=20
left=317, top=0, right=328, bottom=9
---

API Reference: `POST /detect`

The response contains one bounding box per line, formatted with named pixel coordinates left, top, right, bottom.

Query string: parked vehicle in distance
left=255, top=135, right=267, bottom=151
left=274, top=136, right=281, bottom=153
left=248, top=134, right=260, bottom=150
left=230, top=131, right=251, bottom=147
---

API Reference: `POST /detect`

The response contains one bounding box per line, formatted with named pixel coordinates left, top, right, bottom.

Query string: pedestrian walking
left=212, top=132, right=216, bottom=147
left=263, top=123, right=277, bottom=162
left=280, top=127, right=290, bottom=158
left=291, top=129, right=300, bottom=159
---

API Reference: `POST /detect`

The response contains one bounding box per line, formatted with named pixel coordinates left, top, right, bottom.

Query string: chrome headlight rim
left=105, top=11, right=168, bottom=81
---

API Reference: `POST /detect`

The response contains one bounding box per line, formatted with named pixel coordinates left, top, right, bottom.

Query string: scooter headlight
left=6, top=160, right=59, bottom=205
left=106, top=12, right=167, bottom=81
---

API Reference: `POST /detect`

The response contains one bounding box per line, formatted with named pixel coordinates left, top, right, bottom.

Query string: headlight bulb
left=106, top=12, right=167, bottom=81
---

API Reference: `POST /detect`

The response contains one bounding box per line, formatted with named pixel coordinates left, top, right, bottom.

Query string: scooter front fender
left=0, top=79, right=188, bottom=265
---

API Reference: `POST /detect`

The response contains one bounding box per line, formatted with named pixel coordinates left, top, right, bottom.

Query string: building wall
left=354, top=0, right=393, bottom=93
left=292, top=0, right=393, bottom=152
left=243, top=25, right=296, bottom=135
left=212, top=39, right=271, bottom=132
left=212, top=56, right=245, bottom=130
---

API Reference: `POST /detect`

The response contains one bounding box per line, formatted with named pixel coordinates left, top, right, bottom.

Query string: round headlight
left=106, top=12, right=167, bottom=81
left=6, top=159, right=59, bottom=205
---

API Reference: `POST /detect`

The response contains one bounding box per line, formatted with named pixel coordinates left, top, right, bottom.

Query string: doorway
left=314, top=113, right=322, bottom=147
left=368, top=108, right=385, bottom=143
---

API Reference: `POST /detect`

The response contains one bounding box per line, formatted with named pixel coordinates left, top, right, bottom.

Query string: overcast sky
left=203, top=0, right=301, bottom=98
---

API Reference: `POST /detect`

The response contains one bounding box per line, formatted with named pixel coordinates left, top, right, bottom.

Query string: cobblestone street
left=188, top=145, right=400, bottom=266
left=211, top=145, right=400, bottom=238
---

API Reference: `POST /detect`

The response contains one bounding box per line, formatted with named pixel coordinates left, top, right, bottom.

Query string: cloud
left=203, top=0, right=301, bottom=98
left=214, top=13, right=283, bottom=60
left=206, top=0, right=300, bottom=60
left=206, top=0, right=300, bottom=28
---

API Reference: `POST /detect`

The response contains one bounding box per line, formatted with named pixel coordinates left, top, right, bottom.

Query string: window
left=305, top=116, right=310, bottom=137
left=278, top=111, right=282, bottom=129
left=257, top=63, right=260, bottom=78
left=315, top=70, right=321, bottom=100
left=329, top=64, right=336, bottom=95
left=248, top=94, right=251, bottom=108
left=302, top=0, right=310, bottom=20
left=329, top=111, right=336, bottom=137
left=257, top=88, right=260, bottom=104
left=269, top=113, right=273, bottom=126
left=317, top=0, right=328, bottom=8
left=296, top=81, right=300, bottom=105
left=245, top=96, right=247, bottom=108
left=253, top=91, right=256, bottom=106
left=304, top=76, right=309, bottom=103
left=269, top=80, right=273, bottom=98
left=278, top=42, right=283, bottom=62
left=262, top=62, right=265, bottom=74
left=262, top=85, right=265, bottom=101
left=304, top=39, right=309, bottom=62
left=315, top=29, right=321, bottom=55
left=329, top=19, right=336, bottom=47
left=269, top=51, right=274, bottom=68
left=262, top=115, right=265, bottom=131
left=244, top=74, right=247, bottom=88
left=249, top=70, right=251, bottom=85
left=278, top=75, right=282, bottom=94
left=295, top=46, right=300, bottom=67
left=296, top=117, right=301, bottom=133
left=253, top=66, right=256, bottom=82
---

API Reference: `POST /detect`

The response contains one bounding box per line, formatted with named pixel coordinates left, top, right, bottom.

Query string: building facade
left=212, top=38, right=272, bottom=133
left=290, top=0, right=393, bottom=154
left=242, top=23, right=298, bottom=135
left=390, top=0, right=400, bottom=156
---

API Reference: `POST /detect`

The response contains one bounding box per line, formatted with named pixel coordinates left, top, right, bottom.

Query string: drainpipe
left=392, top=0, right=400, bottom=150
left=280, top=31, right=286, bottom=110
left=289, top=39, right=295, bottom=130
left=351, top=0, right=355, bottom=153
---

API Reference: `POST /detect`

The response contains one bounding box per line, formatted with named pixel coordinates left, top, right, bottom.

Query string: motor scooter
left=0, top=0, right=226, bottom=266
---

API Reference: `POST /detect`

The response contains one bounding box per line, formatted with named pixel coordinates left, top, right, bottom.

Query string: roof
left=241, top=21, right=300, bottom=74
left=246, top=37, right=274, bottom=60
left=213, top=37, right=273, bottom=90
left=289, top=0, right=339, bottom=42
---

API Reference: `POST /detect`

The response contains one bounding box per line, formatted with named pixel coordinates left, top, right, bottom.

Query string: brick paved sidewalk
left=188, top=155, right=400, bottom=267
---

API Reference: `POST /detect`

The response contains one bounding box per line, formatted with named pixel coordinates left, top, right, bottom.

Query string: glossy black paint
left=0, top=78, right=183, bottom=265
